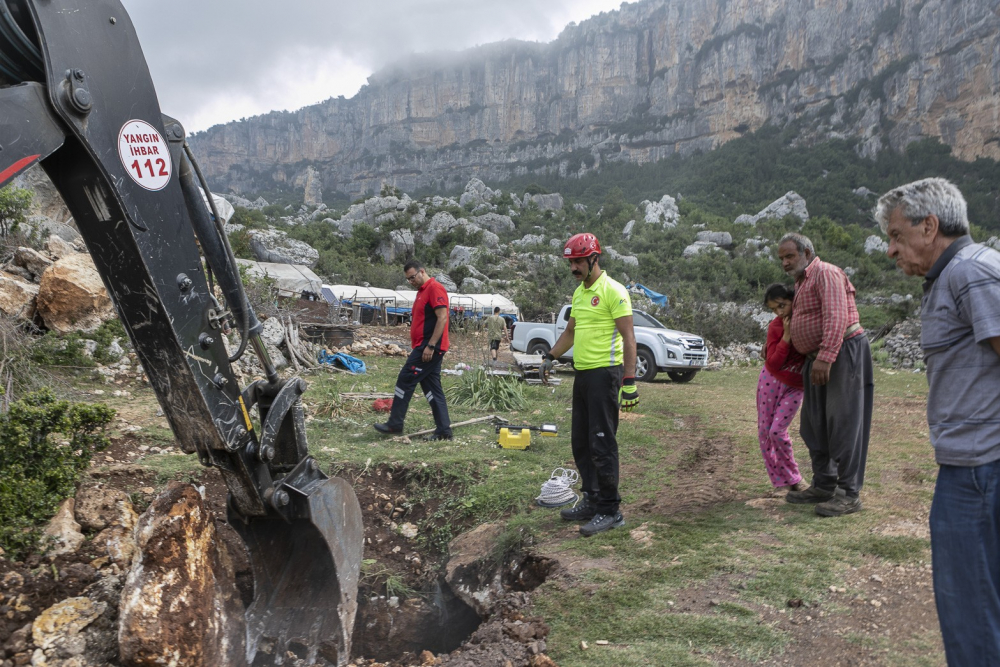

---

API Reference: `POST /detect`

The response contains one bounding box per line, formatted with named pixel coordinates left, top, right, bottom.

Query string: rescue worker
left=373, top=260, right=453, bottom=440
left=543, top=233, right=639, bottom=536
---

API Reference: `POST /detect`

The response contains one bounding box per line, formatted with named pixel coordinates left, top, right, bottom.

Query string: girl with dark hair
left=756, top=283, right=806, bottom=496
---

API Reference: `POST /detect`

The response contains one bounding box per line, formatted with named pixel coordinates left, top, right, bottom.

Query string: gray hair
left=874, top=177, right=969, bottom=237
left=778, top=232, right=815, bottom=256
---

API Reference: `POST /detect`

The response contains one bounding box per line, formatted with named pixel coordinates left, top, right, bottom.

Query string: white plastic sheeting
left=236, top=259, right=323, bottom=298
left=323, top=284, right=519, bottom=317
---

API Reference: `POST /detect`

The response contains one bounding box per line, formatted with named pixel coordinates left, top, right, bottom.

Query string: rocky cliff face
left=189, top=0, right=1000, bottom=199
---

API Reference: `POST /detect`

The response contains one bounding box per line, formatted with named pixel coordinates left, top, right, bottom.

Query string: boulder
left=737, top=191, right=810, bottom=226
left=420, top=211, right=461, bottom=244
left=32, top=597, right=107, bottom=661
left=74, top=485, right=132, bottom=532
left=377, top=229, right=415, bottom=264
left=14, top=246, right=53, bottom=279
left=459, top=178, right=497, bottom=208
left=641, top=195, right=680, bottom=227
left=92, top=498, right=139, bottom=569
left=603, top=246, right=639, bottom=267
left=447, top=245, right=478, bottom=271
left=524, top=193, right=564, bottom=211
left=573, top=203, right=588, bottom=213
left=622, top=219, right=636, bottom=239
left=683, top=241, right=721, bottom=258
left=259, top=316, right=285, bottom=346
left=480, top=229, right=501, bottom=249
left=42, top=498, right=85, bottom=556
left=695, top=231, right=734, bottom=249
left=444, top=523, right=506, bottom=617
left=473, top=212, right=515, bottom=235
left=461, top=277, right=486, bottom=292
left=248, top=228, right=320, bottom=267
left=0, top=275, right=38, bottom=320
left=511, top=234, right=545, bottom=248
left=45, top=234, right=78, bottom=260
left=864, top=235, right=889, bottom=255
left=429, top=271, right=457, bottom=292
left=36, top=253, right=116, bottom=333
left=118, top=482, right=245, bottom=667
left=853, top=186, right=876, bottom=198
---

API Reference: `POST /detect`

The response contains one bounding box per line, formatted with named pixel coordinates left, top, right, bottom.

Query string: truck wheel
left=635, top=347, right=658, bottom=382
left=667, top=370, right=698, bottom=383
left=527, top=341, right=550, bottom=356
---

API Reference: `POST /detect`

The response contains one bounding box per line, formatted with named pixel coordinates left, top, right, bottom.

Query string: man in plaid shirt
left=776, top=232, right=874, bottom=516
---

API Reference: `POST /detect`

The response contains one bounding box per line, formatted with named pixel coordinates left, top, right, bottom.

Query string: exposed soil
left=1, top=346, right=943, bottom=666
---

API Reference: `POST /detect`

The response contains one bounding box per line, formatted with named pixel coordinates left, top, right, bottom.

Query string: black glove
left=540, top=353, right=555, bottom=377
left=619, top=377, right=639, bottom=412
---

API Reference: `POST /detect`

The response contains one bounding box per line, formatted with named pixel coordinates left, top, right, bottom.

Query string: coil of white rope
left=535, top=467, right=579, bottom=508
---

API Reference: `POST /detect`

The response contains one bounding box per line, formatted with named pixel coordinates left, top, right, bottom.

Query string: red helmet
left=563, top=233, right=601, bottom=259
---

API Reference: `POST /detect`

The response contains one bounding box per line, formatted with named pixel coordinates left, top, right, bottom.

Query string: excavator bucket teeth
left=230, top=477, right=364, bottom=667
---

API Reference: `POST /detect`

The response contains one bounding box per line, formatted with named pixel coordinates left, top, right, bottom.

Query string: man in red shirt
left=777, top=233, right=873, bottom=516
left=373, top=260, right=453, bottom=440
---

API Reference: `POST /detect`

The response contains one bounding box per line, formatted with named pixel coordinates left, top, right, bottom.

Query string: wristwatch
left=427, top=343, right=436, bottom=350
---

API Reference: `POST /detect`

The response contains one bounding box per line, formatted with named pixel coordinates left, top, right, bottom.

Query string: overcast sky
left=119, top=0, right=625, bottom=134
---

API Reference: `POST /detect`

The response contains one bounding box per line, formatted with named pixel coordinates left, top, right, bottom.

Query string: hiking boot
left=560, top=495, right=596, bottom=522
left=785, top=485, right=838, bottom=504
left=579, top=512, right=625, bottom=537
left=373, top=423, right=402, bottom=435
left=815, top=494, right=863, bottom=517
left=422, top=432, right=453, bottom=441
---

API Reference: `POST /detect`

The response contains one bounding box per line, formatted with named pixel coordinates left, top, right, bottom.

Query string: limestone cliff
left=189, top=0, right=1000, bottom=199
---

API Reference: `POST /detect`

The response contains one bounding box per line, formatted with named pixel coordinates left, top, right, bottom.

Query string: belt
left=805, top=323, right=863, bottom=360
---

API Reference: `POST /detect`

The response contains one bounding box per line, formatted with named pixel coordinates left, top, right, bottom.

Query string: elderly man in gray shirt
left=876, top=177, right=1000, bottom=666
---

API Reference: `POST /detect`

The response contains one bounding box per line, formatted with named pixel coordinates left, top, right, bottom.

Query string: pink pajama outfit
left=756, top=366, right=803, bottom=488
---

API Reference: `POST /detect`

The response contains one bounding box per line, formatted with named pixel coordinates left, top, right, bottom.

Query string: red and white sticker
left=118, top=120, right=171, bottom=191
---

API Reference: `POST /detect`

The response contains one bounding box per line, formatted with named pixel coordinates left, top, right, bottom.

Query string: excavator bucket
left=231, top=476, right=364, bottom=667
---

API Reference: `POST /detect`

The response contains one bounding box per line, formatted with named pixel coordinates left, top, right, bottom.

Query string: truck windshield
left=632, top=310, right=666, bottom=329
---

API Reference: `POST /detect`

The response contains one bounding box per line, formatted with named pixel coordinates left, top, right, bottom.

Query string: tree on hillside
left=0, top=185, right=32, bottom=236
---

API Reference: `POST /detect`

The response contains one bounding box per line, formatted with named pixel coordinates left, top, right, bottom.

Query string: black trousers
left=571, top=366, right=624, bottom=514
left=800, top=334, right=874, bottom=497
left=386, top=346, right=452, bottom=436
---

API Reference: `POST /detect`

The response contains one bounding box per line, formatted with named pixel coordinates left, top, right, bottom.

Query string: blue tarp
left=632, top=284, right=669, bottom=308
left=340, top=299, right=410, bottom=316
left=318, top=351, right=367, bottom=374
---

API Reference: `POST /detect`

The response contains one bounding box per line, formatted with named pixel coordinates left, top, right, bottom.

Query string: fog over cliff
left=188, top=0, right=1000, bottom=200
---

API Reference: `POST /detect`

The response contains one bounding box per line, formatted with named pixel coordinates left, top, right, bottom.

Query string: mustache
left=572, top=271, right=582, bottom=275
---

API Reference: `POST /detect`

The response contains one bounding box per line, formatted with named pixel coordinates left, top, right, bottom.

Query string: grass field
left=282, top=356, right=941, bottom=666
left=83, top=349, right=941, bottom=666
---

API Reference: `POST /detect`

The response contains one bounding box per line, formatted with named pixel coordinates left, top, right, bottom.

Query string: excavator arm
left=0, top=2, right=362, bottom=665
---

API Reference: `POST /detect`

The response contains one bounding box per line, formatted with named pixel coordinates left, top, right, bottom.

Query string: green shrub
left=31, top=332, right=97, bottom=369
left=0, top=389, right=115, bottom=558
left=0, top=184, right=32, bottom=236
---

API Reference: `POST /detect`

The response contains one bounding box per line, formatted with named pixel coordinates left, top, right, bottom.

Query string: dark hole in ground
left=351, top=577, right=481, bottom=661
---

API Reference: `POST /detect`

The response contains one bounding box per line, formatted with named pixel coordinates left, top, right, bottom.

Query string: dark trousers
left=386, top=346, right=452, bottom=436
left=931, top=461, right=1000, bottom=666
left=571, top=366, right=624, bottom=514
left=800, top=334, right=874, bottom=497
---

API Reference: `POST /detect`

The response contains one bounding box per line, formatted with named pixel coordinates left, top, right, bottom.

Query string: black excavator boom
left=0, top=1, right=362, bottom=665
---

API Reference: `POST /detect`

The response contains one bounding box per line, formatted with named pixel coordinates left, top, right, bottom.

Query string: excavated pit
left=220, top=463, right=557, bottom=665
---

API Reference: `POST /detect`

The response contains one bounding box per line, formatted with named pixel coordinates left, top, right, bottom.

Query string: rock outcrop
left=35, top=254, right=115, bottom=333
left=118, top=482, right=245, bottom=667
left=247, top=228, right=320, bottom=267
left=189, top=0, right=1000, bottom=198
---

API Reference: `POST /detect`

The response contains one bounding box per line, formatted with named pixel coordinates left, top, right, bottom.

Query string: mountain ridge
left=188, top=0, right=1000, bottom=201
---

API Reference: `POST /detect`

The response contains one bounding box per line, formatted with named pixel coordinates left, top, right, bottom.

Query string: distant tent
left=236, top=259, right=323, bottom=298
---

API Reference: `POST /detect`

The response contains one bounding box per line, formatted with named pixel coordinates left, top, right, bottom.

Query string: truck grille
left=683, top=353, right=706, bottom=361
left=681, top=337, right=705, bottom=350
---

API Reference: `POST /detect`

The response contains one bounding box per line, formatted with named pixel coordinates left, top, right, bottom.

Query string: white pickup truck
left=510, top=305, right=709, bottom=382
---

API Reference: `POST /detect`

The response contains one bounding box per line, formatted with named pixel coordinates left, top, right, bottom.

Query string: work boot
left=560, top=494, right=596, bottom=521
left=579, top=512, right=625, bottom=537
left=815, top=494, right=863, bottom=517
left=785, top=485, right=838, bottom=504
left=373, top=423, right=402, bottom=435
